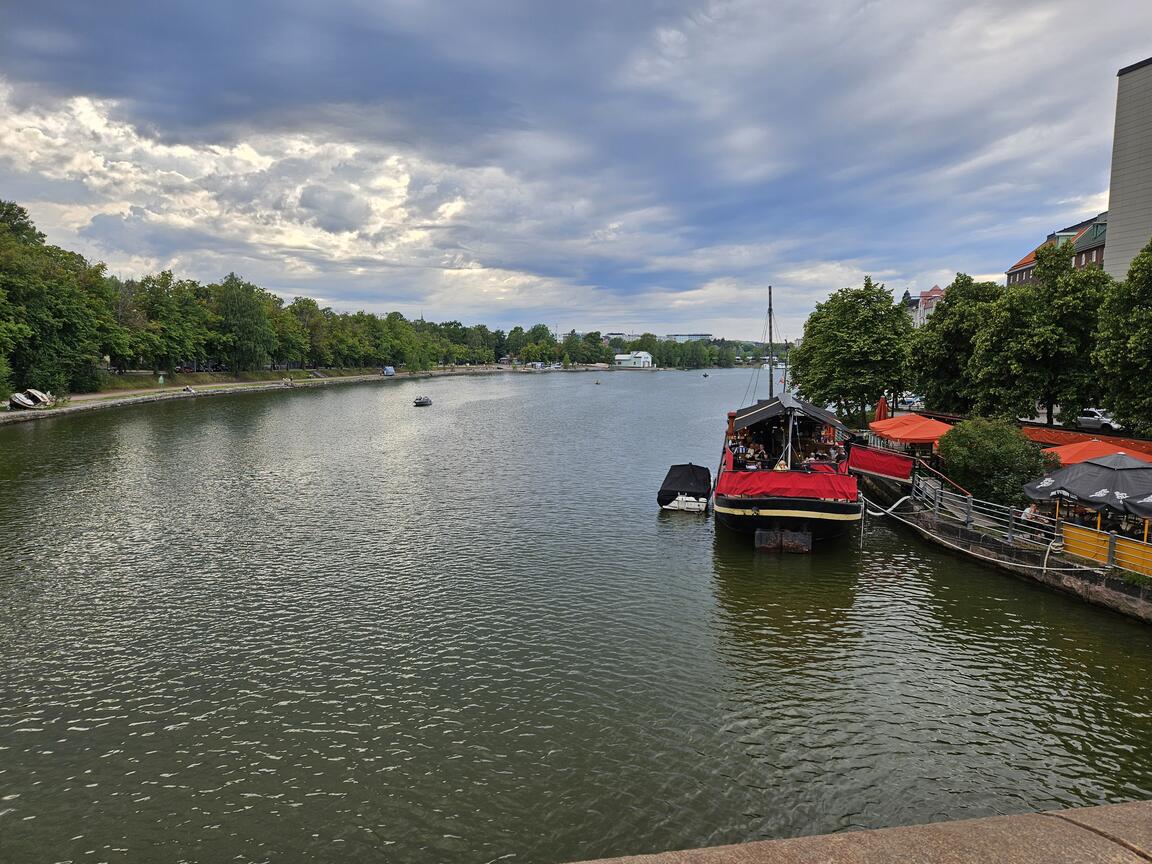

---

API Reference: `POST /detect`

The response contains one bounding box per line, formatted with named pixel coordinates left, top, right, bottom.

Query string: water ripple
left=1, top=372, right=1152, bottom=863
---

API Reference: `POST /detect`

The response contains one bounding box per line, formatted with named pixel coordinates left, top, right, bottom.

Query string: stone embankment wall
left=570, top=800, right=1152, bottom=864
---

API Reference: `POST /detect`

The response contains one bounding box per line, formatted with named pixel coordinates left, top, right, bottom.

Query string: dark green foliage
left=0, top=201, right=46, bottom=245
left=0, top=223, right=118, bottom=393
left=1096, top=236, right=1152, bottom=435
left=211, top=273, right=278, bottom=373
left=908, top=274, right=1002, bottom=413
left=790, top=276, right=911, bottom=417
left=936, top=418, right=1058, bottom=505
left=970, top=243, right=1108, bottom=423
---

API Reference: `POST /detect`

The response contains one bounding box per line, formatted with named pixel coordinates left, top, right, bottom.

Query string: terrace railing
left=908, top=473, right=1152, bottom=580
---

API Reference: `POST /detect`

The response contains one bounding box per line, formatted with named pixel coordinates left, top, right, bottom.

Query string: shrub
left=936, top=418, right=1058, bottom=505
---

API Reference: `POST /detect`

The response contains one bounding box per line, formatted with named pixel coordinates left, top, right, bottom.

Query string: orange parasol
left=1042, top=439, right=1152, bottom=466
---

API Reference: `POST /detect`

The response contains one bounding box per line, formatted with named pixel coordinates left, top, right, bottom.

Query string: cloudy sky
left=1, top=1, right=1148, bottom=339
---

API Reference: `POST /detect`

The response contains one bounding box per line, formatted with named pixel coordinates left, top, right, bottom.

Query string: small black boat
left=658, top=463, right=712, bottom=512
left=413, top=396, right=432, bottom=407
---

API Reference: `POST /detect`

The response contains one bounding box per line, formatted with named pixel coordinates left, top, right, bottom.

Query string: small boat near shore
left=413, top=396, right=432, bottom=407
left=658, top=463, right=711, bottom=512
left=8, top=388, right=56, bottom=410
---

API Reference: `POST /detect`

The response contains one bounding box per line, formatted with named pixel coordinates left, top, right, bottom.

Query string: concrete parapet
left=570, top=801, right=1152, bottom=864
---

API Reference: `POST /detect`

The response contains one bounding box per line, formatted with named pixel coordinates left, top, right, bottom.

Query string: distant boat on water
left=413, top=396, right=432, bottom=407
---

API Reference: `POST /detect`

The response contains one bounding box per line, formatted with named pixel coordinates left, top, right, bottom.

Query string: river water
left=1, top=369, right=1151, bottom=864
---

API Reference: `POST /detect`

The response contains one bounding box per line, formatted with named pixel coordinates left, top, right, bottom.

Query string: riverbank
left=0, top=365, right=600, bottom=426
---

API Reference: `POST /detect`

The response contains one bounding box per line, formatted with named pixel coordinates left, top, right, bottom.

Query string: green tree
left=0, top=221, right=118, bottom=393
left=270, top=303, right=309, bottom=369
left=211, top=273, right=277, bottom=373
left=936, top=418, right=1057, bottom=505
left=506, top=326, right=527, bottom=357
left=970, top=243, right=1108, bottom=423
left=907, top=274, right=1002, bottom=413
left=0, top=200, right=46, bottom=246
left=287, top=297, right=329, bottom=367
left=1096, top=236, right=1152, bottom=434
left=790, top=276, right=911, bottom=419
left=526, top=323, right=555, bottom=346
left=561, top=330, right=583, bottom=364
left=136, top=271, right=214, bottom=372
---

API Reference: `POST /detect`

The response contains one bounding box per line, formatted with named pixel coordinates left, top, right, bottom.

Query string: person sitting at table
left=1022, top=502, right=1049, bottom=525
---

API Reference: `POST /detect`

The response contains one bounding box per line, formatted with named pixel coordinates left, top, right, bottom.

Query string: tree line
left=0, top=200, right=753, bottom=398
left=790, top=235, right=1152, bottom=435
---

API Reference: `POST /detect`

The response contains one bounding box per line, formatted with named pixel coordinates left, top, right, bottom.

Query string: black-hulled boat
left=657, top=463, right=711, bottom=512
left=713, top=392, right=861, bottom=549
left=413, top=396, right=432, bottom=407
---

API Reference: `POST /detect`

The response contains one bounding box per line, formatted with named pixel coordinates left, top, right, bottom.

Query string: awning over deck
left=1042, top=439, right=1152, bottom=466
left=869, top=413, right=953, bottom=445
left=732, top=392, right=849, bottom=435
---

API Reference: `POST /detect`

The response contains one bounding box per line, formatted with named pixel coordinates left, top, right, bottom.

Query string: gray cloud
left=0, top=0, right=1148, bottom=338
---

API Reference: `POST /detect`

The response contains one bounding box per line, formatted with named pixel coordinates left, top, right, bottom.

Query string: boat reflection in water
left=713, top=393, right=862, bottom=550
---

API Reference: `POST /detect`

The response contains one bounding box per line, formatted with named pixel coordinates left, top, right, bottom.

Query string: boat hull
left=713, top=494, right=861, bottom=540
left=659, top=494, right=709, bottom=512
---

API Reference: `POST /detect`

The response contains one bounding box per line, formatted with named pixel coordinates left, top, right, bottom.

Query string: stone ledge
left=570, top=801, right=1152, bottom=864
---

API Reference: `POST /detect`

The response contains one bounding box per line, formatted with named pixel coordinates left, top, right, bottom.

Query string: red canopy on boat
left=868, top=413, right=953, bottom=445
left=1042, top=439, right=1152, bottom=466
left=715, top=469, right=858, bottom=500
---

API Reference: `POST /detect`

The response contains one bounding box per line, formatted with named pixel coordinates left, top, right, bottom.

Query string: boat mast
left=767, top=285, right=775, bottom=400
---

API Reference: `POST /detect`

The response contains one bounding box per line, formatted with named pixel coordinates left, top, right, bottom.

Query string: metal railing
left=910, top=474, right=1061, bottom=549
left=908, top=474, right=1152, bottom=580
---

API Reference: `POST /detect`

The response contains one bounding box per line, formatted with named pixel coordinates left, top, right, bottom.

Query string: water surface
left=1, top=369, right=1150, bottom=863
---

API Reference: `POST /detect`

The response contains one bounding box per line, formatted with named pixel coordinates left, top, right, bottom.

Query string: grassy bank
left=90, top=368, right=386, bottom=393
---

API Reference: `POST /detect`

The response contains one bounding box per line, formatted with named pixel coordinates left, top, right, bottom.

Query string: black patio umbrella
left=1024, top=453, right=1152, bottom=517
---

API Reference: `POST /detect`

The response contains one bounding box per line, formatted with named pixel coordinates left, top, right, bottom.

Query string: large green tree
left=907, top=273, right=1002, bottom=413
left=0, top=202, right=121, bottom=393
left=970, top=243, right=1109, bottom=423
left=790, top=276, right=911, bottom=419
left=1095, top=236, right=1152, bottom=435
left=211, top=273, right=277, bottom=372
left=136, top=271, right=214, bottom=372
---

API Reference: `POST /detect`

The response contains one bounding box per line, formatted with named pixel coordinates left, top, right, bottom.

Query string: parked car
left=897, top=393, right=923, bottom=410
left=1074, top=408, right=1122, bottom=432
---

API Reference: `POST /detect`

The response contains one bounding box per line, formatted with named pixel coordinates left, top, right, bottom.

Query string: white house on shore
left=614, top=351, right=653, bottom=368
